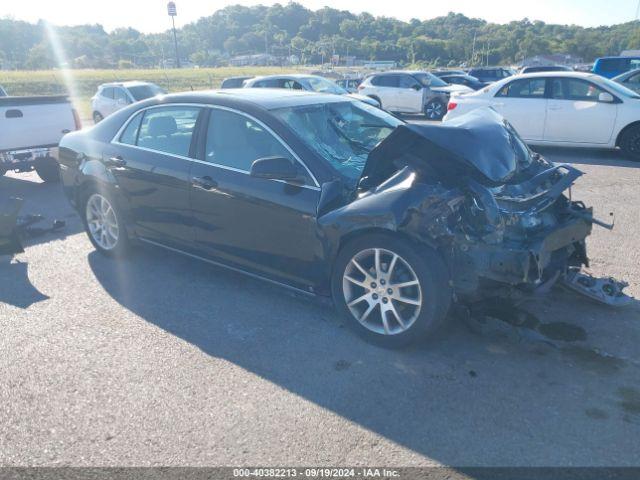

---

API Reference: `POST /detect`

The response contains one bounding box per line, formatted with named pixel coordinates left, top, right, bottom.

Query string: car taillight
left=447, top=102, right=457, bottom=111
left=72, top=108, right=82, bottom=130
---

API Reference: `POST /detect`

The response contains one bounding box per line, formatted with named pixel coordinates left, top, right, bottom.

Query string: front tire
left=332, top=233, right=451, bottom=348
left=618, top=125, right=640, bottom=160
left=82, top=189, right=129, bottom=256
left=424, top=99, right=446, bottom=121
left=35, top=158, right=60, bottom=183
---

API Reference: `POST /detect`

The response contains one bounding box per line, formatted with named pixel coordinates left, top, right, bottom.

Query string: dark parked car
left=436, top=73, right=486, bottom=91
left=220, top=76, right=253, bottom=89
left=519, top=65, right=572, bottom=74
left=612, top=68, right=640, bottom=93
left=58, top=90, right=598, bottom=347
left=335, top=78, right=362, bottom=93
left=468, top=67, right=515, bottom=84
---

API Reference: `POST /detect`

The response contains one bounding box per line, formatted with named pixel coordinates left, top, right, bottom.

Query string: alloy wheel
left=425, top=101, right=444, bottom=120
left=342, top=248, right=422, bottom=335
left=86, top=193, right=119, bottom=250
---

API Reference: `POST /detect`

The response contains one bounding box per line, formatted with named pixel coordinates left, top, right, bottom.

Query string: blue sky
left=4, top=0, right=639, bottom=32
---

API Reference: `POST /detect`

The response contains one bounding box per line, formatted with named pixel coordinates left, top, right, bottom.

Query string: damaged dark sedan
left=58, top=89, right=615, bottom=347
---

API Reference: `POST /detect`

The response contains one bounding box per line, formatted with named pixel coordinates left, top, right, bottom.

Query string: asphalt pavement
left=1, top=144, right=639, bottom=467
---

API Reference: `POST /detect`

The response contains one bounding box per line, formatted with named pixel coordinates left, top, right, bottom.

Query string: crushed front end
left=359, top=107, right=630, bottom=305
left=448, top=162, right=593, bottom=300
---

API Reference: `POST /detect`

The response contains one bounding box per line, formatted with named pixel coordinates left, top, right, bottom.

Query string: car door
left=544, top=78, right=617, bottom=144
left=106, top=105, right=202, bottom=246
left=397, top=75, right=425, bottom=113
left=492, top=77, right=548, bottom=141
left=189, top=107, right=323, bottom=290
left=371, top=74, right=401, bottom=110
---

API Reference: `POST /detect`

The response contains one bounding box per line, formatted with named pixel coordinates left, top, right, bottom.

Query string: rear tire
left=82, top=188, right=129, bottom=257
left=331, top=233, right=452, bottom=348
left=618, top=125, right=640, bottom=160
left=35, top=158, right=60, bottom=183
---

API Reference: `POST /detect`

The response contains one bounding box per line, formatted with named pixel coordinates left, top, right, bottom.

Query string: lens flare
left=43, top=21, right=79, bottom=110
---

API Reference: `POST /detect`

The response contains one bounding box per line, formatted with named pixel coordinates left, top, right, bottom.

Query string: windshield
left=127, top=84, right=166, bottom=101
left=598, top=76, right=640, bottom=99
left=305, top=77, right=347, bottom=95
left=414, top=72, right=448, bottom=88
left=273, top=101, right=403, bottom=183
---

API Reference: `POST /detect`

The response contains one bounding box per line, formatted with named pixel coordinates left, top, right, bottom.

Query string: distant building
left=363, top=60, right=397, bottom=70
left=521, top=54, right=583, bottom=67
left=229, top=54, right=278, bottom=67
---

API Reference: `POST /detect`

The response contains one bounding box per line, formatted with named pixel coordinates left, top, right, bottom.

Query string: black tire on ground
left=93, top=111, right=104, bottom=124
left=81, top=187, right=130, bottom=257
left=424, top=99, right=447, bottom=121
left=331, top=233, right=452, bottom=348
left=618, top=125, right=640, bottom=160
left=35, top=158, right=60, bottom=183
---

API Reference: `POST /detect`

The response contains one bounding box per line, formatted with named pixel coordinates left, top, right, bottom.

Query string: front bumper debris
left=562, top=267, right=633, bottom=307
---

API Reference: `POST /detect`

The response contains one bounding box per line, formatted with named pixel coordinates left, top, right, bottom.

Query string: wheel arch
left=615, top=120, right=640, bottom=146
left=328, top=226, right=439, bottom=287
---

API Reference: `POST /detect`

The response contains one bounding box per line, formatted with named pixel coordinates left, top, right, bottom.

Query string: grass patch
left=0, top=67, right=307, bottom=120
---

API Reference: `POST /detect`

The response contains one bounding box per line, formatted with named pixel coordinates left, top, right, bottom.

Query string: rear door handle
left=548, top=105, right=563, bottom=111
left=192, top=175, right=217, bottom=190
left=104, top=155, right=127, bottom=167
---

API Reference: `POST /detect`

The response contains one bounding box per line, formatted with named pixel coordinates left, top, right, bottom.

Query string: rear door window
left=119, top=111, right=144, bottom=145
left=372, top=75, right=399, bottom=87
left=136, top=106, right=201, bottom=157
left=101, top=87, right=114, bottom=99
left=497, top=78, right=547, bottom=98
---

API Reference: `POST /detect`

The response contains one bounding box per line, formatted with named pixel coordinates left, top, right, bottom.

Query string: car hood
left=360, top=108, right=531, bottom=188
left=431, top=84, right=473, bottom=94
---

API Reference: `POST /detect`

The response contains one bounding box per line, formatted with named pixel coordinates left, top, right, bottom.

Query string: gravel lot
left=1, top=143, right=639, bottom=467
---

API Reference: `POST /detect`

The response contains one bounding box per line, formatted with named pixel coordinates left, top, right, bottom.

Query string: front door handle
left=192, top=175, right=216, bottom=190
left=104, top=155, right=127, bottom=167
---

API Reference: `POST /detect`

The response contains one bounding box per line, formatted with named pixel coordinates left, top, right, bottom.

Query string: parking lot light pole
left=167, top=1, right=180, bottom=68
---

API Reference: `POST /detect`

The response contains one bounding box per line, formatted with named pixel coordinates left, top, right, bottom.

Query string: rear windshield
left=127, top=84, right=166, bottom=101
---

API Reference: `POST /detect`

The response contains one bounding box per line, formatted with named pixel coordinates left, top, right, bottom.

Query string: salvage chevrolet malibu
left=58, top=89, right=616, bottom=347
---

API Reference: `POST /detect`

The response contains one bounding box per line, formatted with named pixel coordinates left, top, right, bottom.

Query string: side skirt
left=138, top=237, right=322, bottom=300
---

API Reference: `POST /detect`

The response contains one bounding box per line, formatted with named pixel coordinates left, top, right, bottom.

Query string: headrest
left=148, top=116, right=177, bottom=137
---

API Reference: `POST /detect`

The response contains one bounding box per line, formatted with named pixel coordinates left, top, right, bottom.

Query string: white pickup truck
left=0, top=90, right=81, bottom=183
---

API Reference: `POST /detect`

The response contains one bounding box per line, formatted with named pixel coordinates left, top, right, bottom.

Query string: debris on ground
left=562, top=267, right=633, bottom=307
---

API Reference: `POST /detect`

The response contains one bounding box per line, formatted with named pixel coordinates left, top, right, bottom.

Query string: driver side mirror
left=250, top=156, right=301, bottom=182
left=411, top=84, right=422, bottom=91
left=598, top=92, right=615, bottom=103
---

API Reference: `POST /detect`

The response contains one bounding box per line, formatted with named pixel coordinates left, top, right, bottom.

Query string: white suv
left=91, top=81, right=165, bottom=123
left=357, top=71, right=472, bottom=120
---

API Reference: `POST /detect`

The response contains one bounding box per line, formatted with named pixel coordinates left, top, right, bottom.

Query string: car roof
left=512, top=71, right=600, bottom=80
left=248, top=74, right=322, bottom=82
left=371, top=70, right=425, bottom=75
left=152, top=88, right=349, bottom=110
left=99, top=81, right=154, bottom=88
